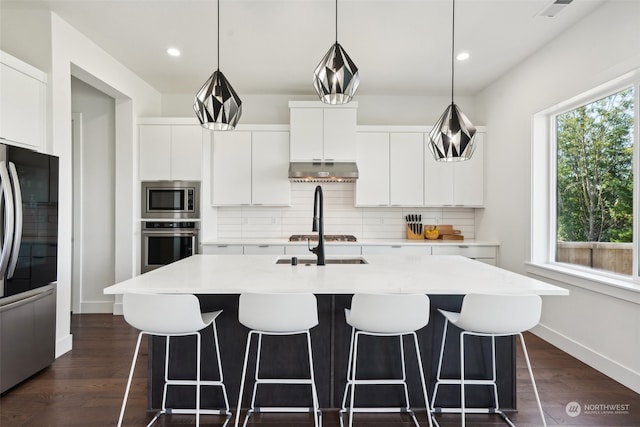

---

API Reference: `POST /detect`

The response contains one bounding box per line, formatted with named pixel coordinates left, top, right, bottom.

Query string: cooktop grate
left=289, top=234, right=357, bottom=242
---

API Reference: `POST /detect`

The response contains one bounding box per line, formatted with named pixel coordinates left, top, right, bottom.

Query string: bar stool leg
left=341, top=327, right=356, bottom=413
left=348, top=332, right=361, bottom=427
left=519, top=333, right=547, bottom=427
left=399, top=335, right=411, bottom=412
left=305, top=330, right=321, bottom=427
left=195, top=333, right=202, bottom=426
left=211, top=319, right=232, bottom=424
left=162, top=336, right=170, bottom=413
left=431, top=319, right=450, bottom=410
left=118, top=332, right=145, bottom=427
left=460, top=332, right=467, bottom=427
left=235, top=331, right=255, bottom=427
left=249, top=333, right=264, bottom=412
left=412, top=332, right=434, bottom=427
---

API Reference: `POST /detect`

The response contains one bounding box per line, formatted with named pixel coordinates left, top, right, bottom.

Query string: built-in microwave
left=141, top=181, right=200, bottom=219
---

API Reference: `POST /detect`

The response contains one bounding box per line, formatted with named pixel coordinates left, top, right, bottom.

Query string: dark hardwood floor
left=1, top=314, right=639, bottom=426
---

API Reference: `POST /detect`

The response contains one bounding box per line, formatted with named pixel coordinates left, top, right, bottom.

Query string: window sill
left=525, top=262, right=640, bottom=304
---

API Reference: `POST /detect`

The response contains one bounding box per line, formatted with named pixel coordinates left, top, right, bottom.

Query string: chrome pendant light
left=194, top=0, right=242, bottom=130
left=428, top=0, right=476, bottom=162
left=313, top=0, right=360, bottom=104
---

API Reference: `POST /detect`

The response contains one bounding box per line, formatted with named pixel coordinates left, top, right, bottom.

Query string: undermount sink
left=275, top=257, right=368, bottom=265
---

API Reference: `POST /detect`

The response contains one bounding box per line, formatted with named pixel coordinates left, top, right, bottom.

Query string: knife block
left=406, top=224, right=424, bottom=240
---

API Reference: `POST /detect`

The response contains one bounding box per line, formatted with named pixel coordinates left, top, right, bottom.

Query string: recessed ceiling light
left=456, top=52, right=470, bottom=61
left=166, top=47, right=181, bottom=57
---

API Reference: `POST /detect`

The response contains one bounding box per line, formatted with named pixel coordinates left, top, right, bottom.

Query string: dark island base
left=149, top=295, right=515, bottom=412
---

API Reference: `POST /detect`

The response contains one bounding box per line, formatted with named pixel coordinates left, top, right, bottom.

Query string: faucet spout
left=310, top=185, right=325, bottom=266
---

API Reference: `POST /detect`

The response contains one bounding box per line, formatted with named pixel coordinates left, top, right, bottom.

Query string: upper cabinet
left=139, top=123, right=203, bottom=181
left=289, top=101, right=357, bottom=162
left=356, top=130, right=424, bottom=207
left=212, top=127, right=291, bottom=206
left=424, top=132, right=485, bottom=207
left=0, top=51, right=46, bottom=151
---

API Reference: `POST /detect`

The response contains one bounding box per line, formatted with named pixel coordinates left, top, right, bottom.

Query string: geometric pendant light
left=313, top=0, right=360, bottom=104
left=193, top=0, right=242, bottom=130
left=428, top=0, right=476, bottom=161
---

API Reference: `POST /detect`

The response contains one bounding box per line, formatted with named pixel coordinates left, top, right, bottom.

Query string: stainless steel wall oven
left=141, top=221, right=199, bottom=273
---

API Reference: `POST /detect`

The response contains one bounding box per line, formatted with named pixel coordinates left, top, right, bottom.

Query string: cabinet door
left=355, top=132, right=390, bottom=206
left=323, top=108, right=357, bottom=161
left=139, top=125, right=172, bottom=180
left=171, top=125, right=203, bottom=180
left=389, top=133, right=423, bottom=206
left=290, top=108, right=323, bottom=161
left=454, top=132, right=484, bottom=206
left=252, top=131, right=291, bottom=205
left=424, top=136, right=455, bottom=206
left=0, top=63, right=45, bottom=150
left=212, top=131, right=252, bottom=205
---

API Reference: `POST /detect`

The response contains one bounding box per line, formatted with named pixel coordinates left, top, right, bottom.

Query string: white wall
left=162, top=93, right=477, bottom=126
left=71, top=77, right=116, bottom=313
left=475, top=1, right=640, bottom=392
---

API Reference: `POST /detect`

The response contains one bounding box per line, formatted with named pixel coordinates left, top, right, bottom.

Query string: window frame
left=529, top=71, right=640, bottom=298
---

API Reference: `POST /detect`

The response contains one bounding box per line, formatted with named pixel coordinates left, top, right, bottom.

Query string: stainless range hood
left=288, top=161, right=358, bottom=182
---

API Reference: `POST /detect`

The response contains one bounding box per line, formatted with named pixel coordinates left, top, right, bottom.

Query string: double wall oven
left=141, top=181, right=200, bottom=273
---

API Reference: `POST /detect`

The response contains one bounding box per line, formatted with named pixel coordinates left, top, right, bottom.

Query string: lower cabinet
left=431, top=245, right=497, bottom=265
left=242, top=245, right=285, bottom=255
left=285, top=245, right=362, bottom=256
left=361, top=245, right=432, bottom=255
left=201, top=244, right=243, bottom=255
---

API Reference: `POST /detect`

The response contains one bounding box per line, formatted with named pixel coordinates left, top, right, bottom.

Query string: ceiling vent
left=537, top=0, right=573, bottom=18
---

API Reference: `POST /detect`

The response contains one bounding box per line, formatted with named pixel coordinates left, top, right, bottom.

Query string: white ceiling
left=2, top=0, right=608, bottom=96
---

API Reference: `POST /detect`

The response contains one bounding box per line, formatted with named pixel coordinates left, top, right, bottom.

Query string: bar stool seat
left=118, top=293, right=231, bottom=427
left=234, top=292, right=321, bottom=427
left=431, top=293, right=547, bottom=427
left=340, top=293, right=435, bottom=427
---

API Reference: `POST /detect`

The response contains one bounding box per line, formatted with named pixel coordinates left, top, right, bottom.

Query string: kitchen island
left=104, top=254, right=567, bottom=413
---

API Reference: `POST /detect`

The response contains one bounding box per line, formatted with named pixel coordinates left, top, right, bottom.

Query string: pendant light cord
left=217, top=0, right=220, bottom=70
left=451, top=0, right=455, bottom=104
left=335, top=0, right=338, bottom=43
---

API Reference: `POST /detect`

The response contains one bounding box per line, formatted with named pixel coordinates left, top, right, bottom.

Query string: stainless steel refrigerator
left=0, top=143, right=59, bottom=394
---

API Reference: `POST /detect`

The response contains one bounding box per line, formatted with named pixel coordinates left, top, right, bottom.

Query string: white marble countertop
left=104, top=254, right=567, bottom=296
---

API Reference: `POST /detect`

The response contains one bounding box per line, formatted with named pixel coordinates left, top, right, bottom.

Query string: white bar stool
left=234, top=292, right=321, bottom=427
left=431, top=293, right=547, bottom=427
left=340, top=293, right=435, bottom=427
left=118, top=293, right=231, bottom=427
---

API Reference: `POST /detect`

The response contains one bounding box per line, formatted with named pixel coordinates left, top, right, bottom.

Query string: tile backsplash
left=217, top=182, right=476, bottom=240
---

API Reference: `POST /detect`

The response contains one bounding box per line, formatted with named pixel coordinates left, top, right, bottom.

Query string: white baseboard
left=55, top=333, right=73, bottom=358
left=80, top=301, right=115, bottom=313
left=532, top=323, right=640, bottom=394
left=112, top=302, right=123, bottom=315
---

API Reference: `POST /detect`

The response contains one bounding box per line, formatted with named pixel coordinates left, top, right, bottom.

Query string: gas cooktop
left=289, top=234, right=358, bottom=242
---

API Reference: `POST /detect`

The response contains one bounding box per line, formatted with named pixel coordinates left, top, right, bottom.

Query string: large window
left=553, top=87, right=636, bottom=276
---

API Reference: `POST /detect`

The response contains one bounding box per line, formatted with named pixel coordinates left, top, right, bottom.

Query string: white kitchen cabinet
left=0, top=52, right=46, bottom=151
left=212, top=130, right=291, bottom=206
left=139, top=124, right=203, bottom=181
left=201, top=244, right=244, bottom=255
left=289, top=102, right=357, bottom=162
left=356, top=132, right=390, bottom=206
left=356, top=131, right=423, bottom=207
left=285, top=245, right=362, bottom=256
left=361, top=245, right=431, bottom=255
left=389, top=132, right=424, bottom=206
left=212, top=131, right=252, bottom=205
left=251, top=131, right=291, bottom=205
left=243, top=245, right=285, bottom=255
left=431, top=244, right=497, bottom=264
left=424, top=132, right=485, bottom=206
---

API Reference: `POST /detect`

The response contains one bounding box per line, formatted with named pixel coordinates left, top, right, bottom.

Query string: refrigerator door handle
left=7, top=162, right=22, bottom=279
left=0, top=160, right=15, bottom=278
